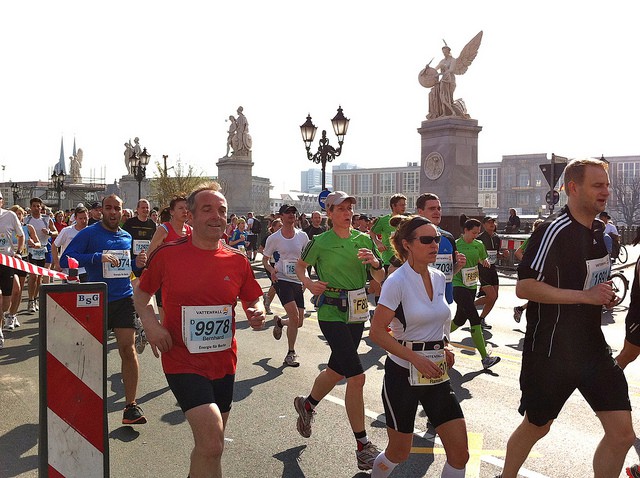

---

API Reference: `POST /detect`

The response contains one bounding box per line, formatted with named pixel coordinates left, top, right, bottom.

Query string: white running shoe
left=356, top=441, right=382, bottom=471
left=284, top=351, right=300, bottom=367
left=481, top=355, right=501, bottom=369
left=135, top=330, right=147, bottom=354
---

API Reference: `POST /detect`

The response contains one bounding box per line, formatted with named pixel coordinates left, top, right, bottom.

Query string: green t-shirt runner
left=301, top=228, right=381, bottom=323
left=370, top=214, right=395, bottom=265
left=453, top=237, right=488, bottom=290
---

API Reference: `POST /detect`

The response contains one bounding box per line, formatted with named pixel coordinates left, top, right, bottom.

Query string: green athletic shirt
left=452, top=237, right=487, bottom=290
left=301, top=228, right=381, bottom=323
left=370, top=214, right=395, bottom=265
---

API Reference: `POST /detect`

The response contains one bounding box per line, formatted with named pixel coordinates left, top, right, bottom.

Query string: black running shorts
left=166, top=373, right=235, bottom=414
left=107, top=296, right=137, bottom=330
left=318, top=320, right=365, bottom=378
left=381, top=358, right=464, bottom=433
left=274, top=280, right=305, bottom=309
left=479, top=265, right=499, bottom=287
left=518, top=351, right=631, bottom=426
left=0, top=265, right=15, bottom=296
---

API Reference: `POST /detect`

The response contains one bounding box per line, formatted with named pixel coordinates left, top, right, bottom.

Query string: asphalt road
left=2, top=252, right=640, bottom=478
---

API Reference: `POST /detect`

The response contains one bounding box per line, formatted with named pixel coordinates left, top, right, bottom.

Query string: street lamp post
left=129, top=147, right=151, bottom=201
left=300, top=106, right=350, bottom=191
left=51, top=171, right=66, bottom=210
left=11, top=182, right=19, bottom=206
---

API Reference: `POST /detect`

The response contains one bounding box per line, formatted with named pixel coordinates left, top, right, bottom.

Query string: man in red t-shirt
left=134, top=184, right=265, bottom=478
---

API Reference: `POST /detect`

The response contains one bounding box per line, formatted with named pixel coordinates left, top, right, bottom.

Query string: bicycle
left=616, top=244, right=629, bottom=264
left=610, top=271, right=629, bottom=304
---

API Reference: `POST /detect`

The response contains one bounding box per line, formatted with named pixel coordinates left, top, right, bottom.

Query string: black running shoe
left=122, top=402, right=147, bottom=425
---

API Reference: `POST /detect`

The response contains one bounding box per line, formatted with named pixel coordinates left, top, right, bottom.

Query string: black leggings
left=453, top=287, right=481, bottom=327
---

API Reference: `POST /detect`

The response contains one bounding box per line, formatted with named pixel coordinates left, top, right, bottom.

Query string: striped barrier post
left=39, top=282, right=109, bottom=478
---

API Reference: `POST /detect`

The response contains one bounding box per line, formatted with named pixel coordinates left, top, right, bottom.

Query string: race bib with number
left=0, top=233, right=9, bottom=253
left=408, top=349, right=449, bottom=386
left=431, top=253, right=453, bottom=282
left=182, top=305, right=233, bottom=353
left=102, top=250, right=132, bottom=278
left=282, top=259, right=298, bottom=280
left=583, top=255, right=610, bottom=290
left=461, top=266, right=479, bottom=287
left=132, top=240, right=151, bottom=255
left=29, top=246, right=47, bottom=260
left=347, top=288, right=370, bottom=323
left=487, top=250, right=498, bottom=265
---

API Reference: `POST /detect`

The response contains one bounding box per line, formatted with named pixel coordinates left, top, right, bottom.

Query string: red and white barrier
left=501, top=238, right=525, bottom=251
left=39, top=283, right=108, bottom=477
left=0, top=253, right=68, bottom=280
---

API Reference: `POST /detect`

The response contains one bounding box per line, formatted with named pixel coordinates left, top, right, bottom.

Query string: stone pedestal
left=418, top=117, right=483, bottom=234
left=119, top=175, right=151, bottom=209
left=216, top=153, right=254, bottom=216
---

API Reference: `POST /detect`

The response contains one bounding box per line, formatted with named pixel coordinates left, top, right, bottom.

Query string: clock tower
left=418, top=117, right=483, bottom=233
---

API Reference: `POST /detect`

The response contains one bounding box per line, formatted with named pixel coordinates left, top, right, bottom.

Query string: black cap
left=278, top=204, right=298, bottom=215
left=482, top=216, right=496, bottom=223
left=90, top=201, right=101, bottom=210
left=359, top=214, right=371, bottom=221
left=599, top=211, right=611, bottom=219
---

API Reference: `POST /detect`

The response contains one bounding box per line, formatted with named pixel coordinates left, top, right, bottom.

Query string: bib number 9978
left=192, top=318, right=230, bottom=337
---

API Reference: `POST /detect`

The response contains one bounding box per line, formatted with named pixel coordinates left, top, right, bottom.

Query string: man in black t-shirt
left=303, top=210, right=326, bottom=240
left=501, top=158, right=634, bottom=478
left=475, top=216, right=504, bottom=329
left=303, top=211, right=326, bottom=281
left=123, top=199, right=157, bottom=278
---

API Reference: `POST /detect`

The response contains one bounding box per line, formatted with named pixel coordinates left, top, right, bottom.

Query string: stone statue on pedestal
left=69, top=148, right=83, bottom=183
left=124, top=137, right=144, bottom=175
left=419, top=31, right=483, bottom=120
left=225, top=106, right=252, bottom=158
left=124, top=140, right=134, bottom=175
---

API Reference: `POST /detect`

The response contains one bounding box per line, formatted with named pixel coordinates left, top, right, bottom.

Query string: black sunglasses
left=415, top=235, right=441, bottom=245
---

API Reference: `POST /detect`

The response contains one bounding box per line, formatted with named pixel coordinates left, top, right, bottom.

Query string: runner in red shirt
left=134, top=184, right=265, bottom=478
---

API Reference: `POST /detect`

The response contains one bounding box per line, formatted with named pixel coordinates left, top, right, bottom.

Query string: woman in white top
left=370, top=215, right=468, bottom=478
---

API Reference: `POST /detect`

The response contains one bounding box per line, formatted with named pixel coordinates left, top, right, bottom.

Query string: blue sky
left=1, top=1, right=638, bottom=193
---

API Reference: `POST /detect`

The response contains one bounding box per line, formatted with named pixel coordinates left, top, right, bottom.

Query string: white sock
left=441, top=461, right=465, bottom=478
left=371, top=451, right=398, bottom=478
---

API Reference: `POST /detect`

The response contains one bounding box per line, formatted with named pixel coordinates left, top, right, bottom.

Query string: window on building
left=478, top=192, right=497, bottom=208
left=517, top=170, right=530, bottom=188
left=517, top=193, right=529, bottom=207
left=359, top=196, right=373, bottom=210
left=478, top=168, right=497, bottom=190
left=403, top=171, right=419, bottom=194
left=380, top=173, right=395, bottom=195
left=358, top=174, right=373, bottom=194
left=619, top=162, right=640, bottom=184
left=335, top=175, right=351, bottom=193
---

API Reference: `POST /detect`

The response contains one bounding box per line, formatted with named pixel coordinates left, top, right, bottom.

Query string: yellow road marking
left=411, top=432, right=541, bottom=477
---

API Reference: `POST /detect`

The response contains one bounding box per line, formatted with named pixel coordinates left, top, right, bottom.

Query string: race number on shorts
left=408, top=349, right=449, bottom=386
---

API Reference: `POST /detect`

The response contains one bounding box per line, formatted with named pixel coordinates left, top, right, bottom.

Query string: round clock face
left=424, top=152, right=445, bottom=180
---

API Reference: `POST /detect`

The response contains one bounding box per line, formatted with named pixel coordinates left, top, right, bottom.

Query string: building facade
left=332, top=162, right=420, bottom=217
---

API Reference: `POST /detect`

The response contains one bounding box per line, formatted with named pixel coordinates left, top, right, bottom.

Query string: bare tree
left=612, top=173, right=640, bottom=226
left=150, top=158, right=208, bottom=209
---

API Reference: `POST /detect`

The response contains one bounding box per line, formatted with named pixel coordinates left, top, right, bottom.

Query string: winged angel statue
left=419, top=31, right=483, bottom=119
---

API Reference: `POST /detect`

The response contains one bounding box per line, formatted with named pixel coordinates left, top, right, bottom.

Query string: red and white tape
left=501, top=239, right=524, bottom=250
left=0, top=253, right=69, bottom=280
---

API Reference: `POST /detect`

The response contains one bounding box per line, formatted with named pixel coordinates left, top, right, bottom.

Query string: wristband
left=371, top=261, right=383, bottom=271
